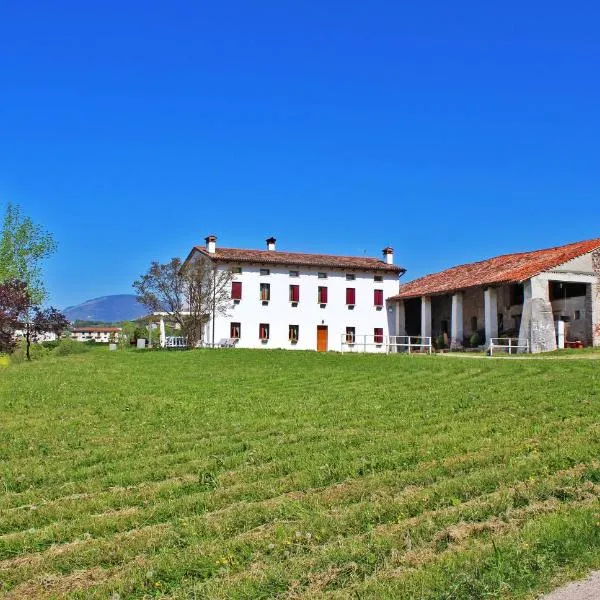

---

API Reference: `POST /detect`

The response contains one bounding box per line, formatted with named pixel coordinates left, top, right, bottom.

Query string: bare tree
left=133, top=255, right=233, bottom=346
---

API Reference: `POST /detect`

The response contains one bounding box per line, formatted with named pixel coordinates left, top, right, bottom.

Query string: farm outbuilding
left=389, top=238, right=600, bottom=353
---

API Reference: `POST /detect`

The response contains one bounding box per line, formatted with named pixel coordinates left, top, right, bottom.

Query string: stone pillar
left=421, top=296, right=431, bottom=340
left=484, top=288, right=498, bottom=343
left=527, top=276, right=550, bottom=302
left=586, top=281, right=600, bottom=347
left=519, top=277, right=556, bottom=353
left=450, top=292, right=463, bottom=348
left=159, top=317, right=166, bottom=348
left=396, top=300, right=406, bottom=337
left=556, top=319, right=565, bottom=349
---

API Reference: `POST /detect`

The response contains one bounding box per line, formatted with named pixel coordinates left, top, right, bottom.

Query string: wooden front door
left=317, top=326, right=328, bottom=352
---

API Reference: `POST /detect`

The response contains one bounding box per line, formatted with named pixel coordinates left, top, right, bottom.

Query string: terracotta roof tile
left=71, top=327, right=122, bottom=333
left=390, top=238, right=600, bottom=300
left=191, top=246, right=405, bottom=273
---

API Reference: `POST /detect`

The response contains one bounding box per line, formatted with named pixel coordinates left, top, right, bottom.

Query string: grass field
left=1, top=349, right=599, bottom=599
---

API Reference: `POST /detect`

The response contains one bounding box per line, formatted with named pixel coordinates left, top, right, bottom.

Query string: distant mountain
left=63, top=294, right=150, bottom=323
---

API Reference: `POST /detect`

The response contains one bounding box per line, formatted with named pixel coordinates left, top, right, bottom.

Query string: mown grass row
left=0, top=349, right=599, bottom=598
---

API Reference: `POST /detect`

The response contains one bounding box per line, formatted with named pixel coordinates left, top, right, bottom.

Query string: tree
left=133, top=256, right=233, bottom=346
left=33, top=307, right=70, bottom=341
left=0, top=279, right=30, bottom=354
left=0, top=203, right=57, bottom=303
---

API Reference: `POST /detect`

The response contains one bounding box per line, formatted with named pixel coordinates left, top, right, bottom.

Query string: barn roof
left=390, top=238, right=600, bottom=300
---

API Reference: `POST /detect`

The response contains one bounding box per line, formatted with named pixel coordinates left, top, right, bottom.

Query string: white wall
left=206, top=264, right=399, bottom=352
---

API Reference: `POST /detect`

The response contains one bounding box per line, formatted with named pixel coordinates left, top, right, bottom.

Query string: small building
left=389, top=238, right=600, bottom=353
left=179, top=235, right=405, bottom=351
left=70, top=327, right=122, bottom=343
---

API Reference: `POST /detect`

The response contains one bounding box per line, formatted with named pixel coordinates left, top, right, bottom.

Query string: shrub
left=469, top=329, right=487, bottom=347
left=55, top=338, right=89, bottom=356
left=41, top=340, right=59, bottom=350
left=10, top=339, right=51, bottom=362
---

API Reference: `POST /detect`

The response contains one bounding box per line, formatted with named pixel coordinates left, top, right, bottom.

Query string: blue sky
left=1, top=1, right=599, bottom=308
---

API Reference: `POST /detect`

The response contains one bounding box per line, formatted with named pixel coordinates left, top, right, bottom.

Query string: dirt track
left=541, top=571, right=600, bottom=600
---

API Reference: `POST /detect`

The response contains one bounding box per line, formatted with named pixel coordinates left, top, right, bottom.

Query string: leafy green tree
left=0, top=203, right=57, bottom=303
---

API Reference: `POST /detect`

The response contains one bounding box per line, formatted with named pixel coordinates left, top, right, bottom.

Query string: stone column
left=396, top=300, right=406, bottom=337
left=450, top=292, right=464, bottom=348
left=421, top=296, right=432, bottom=340
left=556, top=319, right=565, bottom=349
left=484, top=288, right=498, bottom=343
left=586, top=281, right=600, bottom=347
left=159, top=317, right=166, bottom=348
left=519, top=277, right=556, bottom=353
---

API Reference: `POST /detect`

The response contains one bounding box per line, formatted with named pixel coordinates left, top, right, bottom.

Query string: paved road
left=541, top=571, right=600, bottom=600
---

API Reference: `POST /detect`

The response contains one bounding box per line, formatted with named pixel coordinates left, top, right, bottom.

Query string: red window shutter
left=291, top=285, right=299, bottom=302
left=321, top=286, right=328, bottom=303
left=231, top=281, right=242, bottom=300
left=374, top=289, right=383, bottom=306
left=346, top=288, right=355, bottom=304
left=374, top=328, right=383, bottom=344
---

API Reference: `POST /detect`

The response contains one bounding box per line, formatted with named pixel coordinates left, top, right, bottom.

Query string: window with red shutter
left=374, top=289, right=383, bottom=306
left=259, top=323, right=269, bottom=340
left=346, top=287, right=356, bottom=305
left=231, top=281, right=242, bottom=300
left=289, top=284, right=300, bottom=303
left=374, top=328, right=384, bottom=344
left=318, top=286, right=328, bottom=304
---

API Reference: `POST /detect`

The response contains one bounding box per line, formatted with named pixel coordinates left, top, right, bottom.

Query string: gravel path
left=541, top=571, right=600, bottom=600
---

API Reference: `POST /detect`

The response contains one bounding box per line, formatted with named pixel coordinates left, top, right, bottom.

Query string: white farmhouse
left=70, top=326, right=122, bottom=343
left=182, top=235, right=405, bottom=352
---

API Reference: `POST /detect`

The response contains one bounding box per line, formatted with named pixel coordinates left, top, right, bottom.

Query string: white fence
left=340, top=334, right=432, bottom=354
left=388, top=335, right=433, bottom=354
left=488, top=337, right=530, bottom=356
left=165, top=336, right=187, bottom=348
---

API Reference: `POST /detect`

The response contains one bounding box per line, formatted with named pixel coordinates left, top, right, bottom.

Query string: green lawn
left=1, top=349, right=599, bottom=599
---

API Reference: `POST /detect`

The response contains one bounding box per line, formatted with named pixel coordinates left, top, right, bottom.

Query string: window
left=374, top=289, right=384, bottom=306
left=374, top=274, right=383, bottom=282
left=346, top=274, right=356, bottom=281
left=231, top=281, right=242, bottom=300
left=289, top=324, right=299, bottom=342
left=231, top=267, right=242, bottom=274
left=471, top=316, right=478, bottom=332
left=498, top=313, right=504, bottom=333
left=289, top=284, right=300, bottom=303
left=574, top=310, right=581, bottom=320
left=374, top=327, right=384, bottom=344
left=260, top=283, right=270, bottom=302
left=346, top=327, right=356, bottom=344
left=318, top=286, right=328, bottom=304
left=259, top=323, right=270, bottom=340
left=346, top=287, right=356, bottom=305
left=318, top=272, right=328, bottom=279
left=509, top=284, right=524, bottom=306
left=260, top=268, right=270, bottom=276
left=289, top=270, right=299, bottom=277
left=230, top=322, right=241, bottom=338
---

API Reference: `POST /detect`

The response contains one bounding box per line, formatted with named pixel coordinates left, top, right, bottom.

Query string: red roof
left=391, top=238, right=600, bottom=300
left=190, top=246, right=405, bottom=274
left=71, top=327, right=122, bottom=333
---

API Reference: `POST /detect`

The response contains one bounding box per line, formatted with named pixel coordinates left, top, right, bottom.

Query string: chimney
left=382, top=246, right=394, bottom=265
left=205, top=234, right=217, bottom=254
left=266, top=236, right=276, bottom=251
